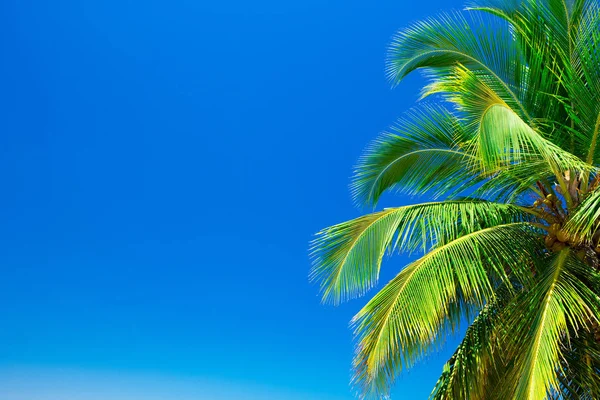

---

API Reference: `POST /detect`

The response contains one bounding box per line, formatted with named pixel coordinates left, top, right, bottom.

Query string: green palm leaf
left=556, top=328, right=600, bottom=399
left=310, top=201, right=527, bottom=304
left=501, top=250, right=600, bottom=399
left=386, top=12, right=527, bottom=118
left=350, top=223, right=542, bottom=397
left=425, top=65, right=590, bottom=177
left=429, top=287, right=510, bottom=400
left=564, top=187, right=600, bottom=243
left=350, top=105, right=480, bottom=206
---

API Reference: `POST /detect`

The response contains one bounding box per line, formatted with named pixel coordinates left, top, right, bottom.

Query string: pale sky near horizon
left=0, top=367, right=350, bottom=400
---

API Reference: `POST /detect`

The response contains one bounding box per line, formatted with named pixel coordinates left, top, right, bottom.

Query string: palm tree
left=310, top=1, right=600, bottom=399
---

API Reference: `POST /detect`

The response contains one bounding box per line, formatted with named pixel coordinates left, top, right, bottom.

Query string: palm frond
left=472, top=160, right=553, bottom=203
left=556, top=327, right=600, bottom=399
left=563, top=187, right=600, bottom=243
left=386, top=12, right=529, bottom=120
left=310, top=201, right=529, bottom=304
left=469, top=0, right=578, bottom=150
left=350, top=222, right=542, bottom=397
left=350, top=104, right=480, bottom=206
left=429, top=287, right=511, bottom=400
left=501, top=250, right=600, bottom=399
left=565, top=1, right=600, bottom=165
left=425, top=64, right=592, bottom=195
left=469, top=0, right=571, bottom=59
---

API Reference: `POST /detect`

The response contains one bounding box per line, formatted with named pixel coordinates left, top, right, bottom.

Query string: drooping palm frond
left=565, top=1, right=600, bottom=165
left=499, top=250, right=600, bottom=399
left=429, top=287, right=511, bottom=400
left=350, top=99, right=581, bottom=208
left=469, top=0, right=600, bottom=158
left=563, top=187, right=600, bottom=243
left=472, top=160, right=552, bottom=203
left=350, top=105, right=480, bottom=206
left=424, top=65, right=591, bottom=179
left=467, top=0, right=574, bottom=142
left=386, top=12, right=528, bottom=119
left=469, top=0, right=572, bottom=56
left=556, top=327, right=600, bottom=399
left=350, top=223, right=542, bottom=397
left=310, top=201, right=529, bottom=304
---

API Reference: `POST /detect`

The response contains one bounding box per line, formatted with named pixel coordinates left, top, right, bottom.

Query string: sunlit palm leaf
left=351, top=223, right=542, bottom=397
left=501, top=250, right=600, bottom=399
left=425, top=65, right=591, bottom=178
left=310, top=201, right=528, bottom=304
left=350, top=105, right=480, bottom=206
left=564, top=188, right=600, bottom=243
left=386, top=12, right=529, bottom=120
left=429, top=287, right=511, bottom=400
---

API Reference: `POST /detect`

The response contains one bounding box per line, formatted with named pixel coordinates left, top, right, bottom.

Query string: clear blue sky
left=1, top=0, right=465, bottom=398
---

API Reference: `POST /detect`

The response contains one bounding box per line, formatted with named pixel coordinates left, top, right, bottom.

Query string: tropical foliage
left=310, top=1, right=600, bottom=398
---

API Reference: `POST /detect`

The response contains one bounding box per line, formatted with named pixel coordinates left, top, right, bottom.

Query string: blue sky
left=1, top=0, right=464, bottom=398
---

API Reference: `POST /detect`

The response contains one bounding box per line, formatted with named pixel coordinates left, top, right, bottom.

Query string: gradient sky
left=2, top=0, right=466, bottom=398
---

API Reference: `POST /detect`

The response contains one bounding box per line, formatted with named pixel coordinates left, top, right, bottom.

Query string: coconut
left=556, top=229, right=570, bottom=243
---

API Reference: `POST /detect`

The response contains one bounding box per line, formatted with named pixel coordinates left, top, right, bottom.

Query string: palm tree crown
left=310, top=1, right=600, bottom=399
